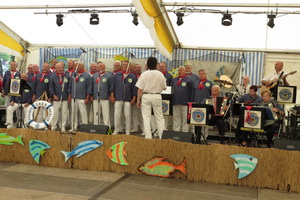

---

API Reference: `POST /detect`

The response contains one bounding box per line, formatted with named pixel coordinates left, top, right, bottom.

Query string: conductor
left=136, top=57, right=167, bottom=139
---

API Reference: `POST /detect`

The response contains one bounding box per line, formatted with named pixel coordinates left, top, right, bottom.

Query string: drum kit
left=214, top=75, right=240, bottom=138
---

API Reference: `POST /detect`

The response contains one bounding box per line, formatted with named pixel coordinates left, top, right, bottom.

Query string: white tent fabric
left=0, top=0, right=300, bottom=53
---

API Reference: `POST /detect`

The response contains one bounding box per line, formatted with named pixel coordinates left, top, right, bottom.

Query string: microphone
left=80, top=47, right=87, bottom=53
left=129, top=52, right=135, bottom=58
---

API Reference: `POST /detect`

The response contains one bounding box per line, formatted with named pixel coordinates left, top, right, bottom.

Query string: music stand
left=274, top=85, right=297, bottom=103
left=241, top=107, right=266, bottom=147
left=187, top=103, right=214, bottom=145
left=8, top=79, right=32, bottom=128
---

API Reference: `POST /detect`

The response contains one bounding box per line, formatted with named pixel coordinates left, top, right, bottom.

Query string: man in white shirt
left=236, top=76, right=251, bottom=97
left=261, top=61, right=289, bottom=96
left=136, top=57, right=166, bottom=139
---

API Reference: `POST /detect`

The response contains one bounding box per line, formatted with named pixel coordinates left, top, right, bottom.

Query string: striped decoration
left=40, top=48, right=264, bottom=85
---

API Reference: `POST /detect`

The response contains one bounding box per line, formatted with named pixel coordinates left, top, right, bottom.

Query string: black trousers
left=241, top=123, right=277, bottom=147
left=209, top=116, right=225, bottom=136
left=194, top=116, right=225, bottom=144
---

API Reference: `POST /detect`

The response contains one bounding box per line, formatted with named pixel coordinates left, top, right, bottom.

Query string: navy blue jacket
left=92, top=72, right=113, bottom=100
left=172, top=76, right=194, bottom=105
left=2, top=70, right=21, bottom=95
left=164, top=72, right=173, bottom=86
left=11, top=82, right=34, bottom=104
left=49, top=73, right=70, bottom=101
left=111, top=72, right=137, bottom=102
left=34, top=72, right=53, bottom=98
left=69, top=71, right=92, bottom=99
left=193, top=80, right=214, bottom=104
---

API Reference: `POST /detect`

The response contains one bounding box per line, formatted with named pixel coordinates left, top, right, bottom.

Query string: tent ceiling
left=0, top=0, right=300, bottom=53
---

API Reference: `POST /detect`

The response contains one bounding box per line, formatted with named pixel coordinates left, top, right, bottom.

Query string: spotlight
left=267, top=14, right=276, bottom=28
left=90, top=13, right=99, bottom=25
left=176, top=12, right=184, bottom=26
left=132, top=12, right=139, bottom=26
left=222, top=12, right=232, bottom=26
left=56, top=14, right=63, bottom=27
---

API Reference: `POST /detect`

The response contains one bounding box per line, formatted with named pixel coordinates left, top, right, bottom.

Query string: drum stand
left=16, top=103, right=25, bottom=128
left=224, top=92, right=238, bottom=143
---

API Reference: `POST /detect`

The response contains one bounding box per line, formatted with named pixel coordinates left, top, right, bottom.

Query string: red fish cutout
left=138, top=157, right=186, bottom=178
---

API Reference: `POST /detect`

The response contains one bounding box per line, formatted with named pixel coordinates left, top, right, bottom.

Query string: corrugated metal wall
left=40, top=48, right=265, bottom=85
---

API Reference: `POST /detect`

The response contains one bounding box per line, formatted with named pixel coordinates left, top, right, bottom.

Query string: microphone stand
left=97, top=71, right=101, bottom=125
left=71, top=48, right=86, bottom=131
left=59, top=75, right=66, bottom=131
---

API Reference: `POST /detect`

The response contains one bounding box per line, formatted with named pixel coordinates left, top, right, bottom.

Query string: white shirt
left=236, top=84, right=250, bottom=96
left=135, top=70, right=166, bottom=93
left=262, top=71, right=288, bottom=82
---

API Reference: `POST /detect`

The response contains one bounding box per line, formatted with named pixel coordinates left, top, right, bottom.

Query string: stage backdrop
left=40, top=48, right=265, bottom=86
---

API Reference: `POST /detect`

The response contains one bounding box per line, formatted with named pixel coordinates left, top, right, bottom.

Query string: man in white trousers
left=2, top=61, right=21, bottom=108
left=131, top=64, right=143, bottom=133
left=110, top=61, right=137, bottom=135
left=172, top=66, right=194, bottom=132
left=91, top=62, right=113, bottom=127
left=49, top=62, right=70, bottom=131
left=6, top=73, right=33, bottom=129
left=68, top=62, right=92, bottom=131
left=136, top=57, right=166, bottom=139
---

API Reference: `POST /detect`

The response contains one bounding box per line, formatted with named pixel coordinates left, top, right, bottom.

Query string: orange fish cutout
left=138, top=157, right=186, bottom=178
left=106, top=142, right=129, bottom=165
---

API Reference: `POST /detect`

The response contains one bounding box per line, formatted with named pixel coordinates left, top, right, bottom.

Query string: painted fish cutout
left=138, top=157, right=186, bottom=178
left=106, top=142, right=129, bottom=165
left=61, top=140, right=103, bottom=162
left=29, top=140, right=51, bottom=164
left=230, top=154, right=258, bottom=179
left=0, top=133, right=24, bottom=145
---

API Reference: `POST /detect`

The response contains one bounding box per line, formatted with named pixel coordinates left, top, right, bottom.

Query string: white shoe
left=141, top=132, right=145, bottom=136
left=126, top=132, right=130, bottom=135
left=112, top=131, right=118, bottom=135
left=131, top=129, right=138, bottom=133
left=61, top=127, right=66, bottom=132
left=153, top=133, right=158, bottom=137
left=7, top=124, right=14, bottom=129
left=51, top=127, right=57, bottom=131
left=69, top=128, right=77, bottom=132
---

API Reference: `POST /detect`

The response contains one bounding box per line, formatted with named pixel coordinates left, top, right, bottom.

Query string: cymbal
left=215, top=75, right=235, bottom=88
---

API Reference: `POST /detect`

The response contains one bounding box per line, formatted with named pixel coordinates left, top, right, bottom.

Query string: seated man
left=6, top=73, right=33, bottom=128
left=235, top=85, right=262, bottom=144
left=241, top=90, right=284, bottom=148
left=203, top=85, right=228, bottom=144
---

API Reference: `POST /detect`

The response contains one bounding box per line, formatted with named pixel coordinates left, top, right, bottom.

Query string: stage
left=0, top=128, right=300, bottom=193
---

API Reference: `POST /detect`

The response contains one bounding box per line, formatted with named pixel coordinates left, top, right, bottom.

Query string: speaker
left=0, top=109, right=6, bottom=128
left=162, top=130, right=193, bottom=143
left=274, top=139, right=300, bottom=151
left=78, top=124, right=109, bottom=134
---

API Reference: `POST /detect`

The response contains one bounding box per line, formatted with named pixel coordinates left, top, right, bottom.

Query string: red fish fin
left=106, top=149, right=113, bottom=159
left=176, top=158, right=187, bottom=176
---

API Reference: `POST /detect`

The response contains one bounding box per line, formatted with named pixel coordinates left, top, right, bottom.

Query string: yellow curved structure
left=0, top=29, right=24, bottom=56
left=140, top=0, right=175, bottom=59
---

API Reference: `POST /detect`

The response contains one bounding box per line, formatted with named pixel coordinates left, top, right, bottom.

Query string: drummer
left=236, top=76, right=250, bottom=97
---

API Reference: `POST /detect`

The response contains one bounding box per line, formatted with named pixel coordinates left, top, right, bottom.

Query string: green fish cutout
left=230, top=154, right=258, bottom=179
left=106, top=142, right=129, bottom=165
left=0, top=133, right=24, bottom=145
left=138, top=157, right=186, bottom=178
left=29, top=140, right=51, bottom=164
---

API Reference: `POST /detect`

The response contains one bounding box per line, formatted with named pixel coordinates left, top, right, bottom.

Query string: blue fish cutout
left=29, top=140, right=51, bottom=164
left=230, top=154, right=258, bottom=179
left=61, top=140, right=103, bottom=162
